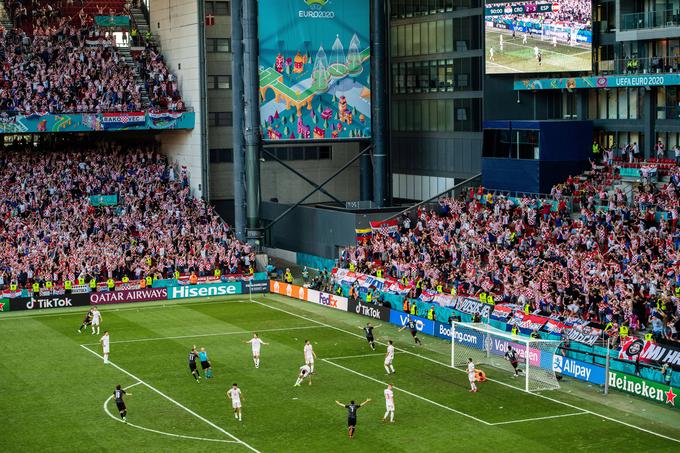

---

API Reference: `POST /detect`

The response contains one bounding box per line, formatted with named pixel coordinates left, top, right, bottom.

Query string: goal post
left=451, top=322, right=562, bottom=393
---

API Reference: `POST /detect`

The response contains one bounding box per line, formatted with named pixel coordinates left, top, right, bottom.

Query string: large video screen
left=484, top=1, right=592, bottom=74
left=258, top=0, right=371, bottom=141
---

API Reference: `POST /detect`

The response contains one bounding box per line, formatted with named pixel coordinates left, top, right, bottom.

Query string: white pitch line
left=81, top=325, right=326, bottom=346
left=322, top=352, right=386, bottom=361
left=102, top=382, right=239, bottom=443
left=490, top=411, right=587, bottom=426
left=322, top=358, right=493, bottom=426
left=257, top=298, right=680, bottom=444
left=81, top=344, right=260, bottom=452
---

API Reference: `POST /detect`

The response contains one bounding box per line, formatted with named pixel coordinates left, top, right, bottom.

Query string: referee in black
left=335, top=398, right=371, bottom=439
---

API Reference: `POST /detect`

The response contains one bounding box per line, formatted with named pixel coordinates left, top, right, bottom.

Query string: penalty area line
left=81, top=325, right=327, bottom=346
left=489, top=411, right=587, bottom=426
left=322, top=358, right=493, bottom=426
left=81, top=344, right=260, bottom=452
left=103, top=382, right=239, bottom=443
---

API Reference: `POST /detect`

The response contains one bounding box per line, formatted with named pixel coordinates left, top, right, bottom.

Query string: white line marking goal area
left=103, top=382, right=239, bottom=444
left=81, top=344, right=261, bottom=452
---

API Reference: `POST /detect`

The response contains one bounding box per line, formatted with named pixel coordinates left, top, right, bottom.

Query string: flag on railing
left=370, top=219, right=398, bottom=237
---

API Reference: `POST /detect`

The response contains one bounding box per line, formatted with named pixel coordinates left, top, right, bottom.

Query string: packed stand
left=0, top=140, right=253, bottom=289
left=131, top=42, right=185, bottom=111
left=340, top=164, right=680, bottom=342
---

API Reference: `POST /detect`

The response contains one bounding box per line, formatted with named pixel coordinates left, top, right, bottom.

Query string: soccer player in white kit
left=304, top=340, right=316, bottom=374
left=522, top=33, right=528, bottom=44
left=100, top=331, right=110, bottom=364
left=489, top=47, right=494, bottom=62
left=294, top=364, right=312, bottom=386
left=384, top=340, right=395, bottom=375
left=467, top=358, right=478, bottom=392
left=91, top=307, right=102, bottom=335
left=552, top=35, right=557, bottom=47
left=383, top=384, right=395, bottom=422
left=226, top=383, right=243, bottom=421
left=244, top=333, right=268, bottom=368
left=534, top=46, right=539, bottom=59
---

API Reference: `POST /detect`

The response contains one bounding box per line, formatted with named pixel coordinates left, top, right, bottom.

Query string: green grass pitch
left=1, top=294, right=678, bottom=452
left=485, top=29, right=592, bottom=74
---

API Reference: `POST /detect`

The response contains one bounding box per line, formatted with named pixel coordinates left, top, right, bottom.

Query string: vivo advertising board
left=388, top=310, right=435, bottom=336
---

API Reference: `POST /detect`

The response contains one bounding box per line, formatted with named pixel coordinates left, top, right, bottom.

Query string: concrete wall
left=210, top=141, right=362, bottom=204
left=151, top=0, right=206, bottom=196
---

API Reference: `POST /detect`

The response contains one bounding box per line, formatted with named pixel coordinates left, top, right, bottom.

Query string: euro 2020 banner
left=258, top=0, right=371, bottom=141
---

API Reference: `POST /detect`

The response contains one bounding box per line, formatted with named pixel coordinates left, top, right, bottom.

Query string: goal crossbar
left=451, top=322, right=562, bottom=393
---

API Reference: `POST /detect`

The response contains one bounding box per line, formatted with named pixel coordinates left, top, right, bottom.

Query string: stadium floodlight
left=451, top=322, right=562, bottom=393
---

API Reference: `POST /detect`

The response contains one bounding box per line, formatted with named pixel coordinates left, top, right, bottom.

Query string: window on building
left=209, top=75, right=232, bottom=89
left=208, top=112, right=233, bottom=126
left=205, top=1, right=230, bottom=16
left=207, top=38, right=231, bottom=53
left=209, top=148, right=233, bottom=163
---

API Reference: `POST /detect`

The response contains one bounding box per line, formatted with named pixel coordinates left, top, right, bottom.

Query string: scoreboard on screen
left=485, top=2, right=560, bottom=16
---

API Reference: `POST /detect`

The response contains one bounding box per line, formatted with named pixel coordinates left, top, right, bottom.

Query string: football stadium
left=1, top=1, right=680, bottom=452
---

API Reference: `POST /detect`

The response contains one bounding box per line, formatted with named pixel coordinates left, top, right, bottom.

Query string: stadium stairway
left=117, top=46, right=151, bottom=107
left=0, top=2, right=12, bottom=30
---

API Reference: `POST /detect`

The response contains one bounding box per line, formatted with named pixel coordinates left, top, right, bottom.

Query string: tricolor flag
left=370, top=219, right=398, bottom=237
left=355, top=228, right=372, bottom=243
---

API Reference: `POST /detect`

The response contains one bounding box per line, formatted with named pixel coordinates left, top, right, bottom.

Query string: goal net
left=451, top=322, right=562, bottom=392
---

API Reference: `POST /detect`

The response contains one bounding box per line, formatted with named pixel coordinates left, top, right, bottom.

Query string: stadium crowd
left=341, top=164, right=680, bottom=340
left=0, top=1, right=184, bottom=113
left=0, top=140, right=254, bottom=289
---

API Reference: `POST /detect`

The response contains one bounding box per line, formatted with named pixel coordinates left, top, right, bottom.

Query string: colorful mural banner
left=258, top=0, right=371, bottom=141
left=514, top=74, right=680, bottom=91
left=0, top=111, right=195, bottom=134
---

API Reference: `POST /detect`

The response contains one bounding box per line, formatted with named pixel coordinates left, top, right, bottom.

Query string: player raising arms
left=360, top=322, right=380, bottom=350
left=199, top=347, right=213, bottom=378
left=335, top=398, right=371, bottom=439
left=467, top=358, right=478, bottom=392
left=188, top=346, right=201, bottom=382
left=226, top=383, right=243, bottom=421
left=91, top=307, right=102, bottom=335
left=244, top=333, right=268, bottom=368
left=383, top=384, right=395, bottom=423
left=384, top=340, right=396, bottom=375
left=113, top=384, right=131, bottom=422
left=100, top=331, right=110, bottom=364
left=294, top=363, right=313, bottom=386
left=398, top=316, right=422, bottom=345
left=77, top=308, right=94, bottom=334
left=304, top=340, right=317, bottom=374
left=505, top=345, right=523, bottom=377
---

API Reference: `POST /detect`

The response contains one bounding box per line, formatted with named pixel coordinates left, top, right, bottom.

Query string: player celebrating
left=100, top=331, right=110, bottom=364
left=113, top=384, right=131, bottom=422
left=360, top=322, right=380, bottom=350
left=335, top=398, right=371, bottom=439
left=91, top=307, right=102, bottom=335
left=226, top=383, right=243, bottom=421
left=467, top=358, right=478, bottom=392
left=304, top=340, right=317, bottom=374
left=383, top=384, right=395, bottom=423
left=244, top=333, right=268, bottom=368
left=505, top=345, right=523, bottom=377
left=398, top=316, right=422, bottom=345
left=384, top=340, right=395, bottom=374
left=199, top=347, right=213, bottom=378
left=77, top=308, right=94, bottom=334
left=294, top=363, right=313, bottom=386
left=188, top=346, right=201, bottom=382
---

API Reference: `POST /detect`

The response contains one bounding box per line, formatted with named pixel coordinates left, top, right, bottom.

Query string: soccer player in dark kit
left=398, top=316, right=423, bottom=345
left=334, top=398, right=371, bottom=439
left=113, top=384, right=131, bottom=422
left=360, top=322, right=381, bottom=350
left=188, top=346, right=201, bottom=382
left=505, top=345, right=523, bottom=377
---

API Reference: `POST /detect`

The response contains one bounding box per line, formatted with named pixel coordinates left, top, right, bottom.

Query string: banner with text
left=167, top=282, right=243, bottom=300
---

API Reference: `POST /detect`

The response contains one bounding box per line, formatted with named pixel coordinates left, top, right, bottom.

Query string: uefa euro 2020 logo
left=304, top=0, right=329, bottom=8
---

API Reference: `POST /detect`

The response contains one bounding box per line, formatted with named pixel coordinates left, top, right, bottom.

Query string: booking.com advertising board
left=258, top=0, right=371, bottom=141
